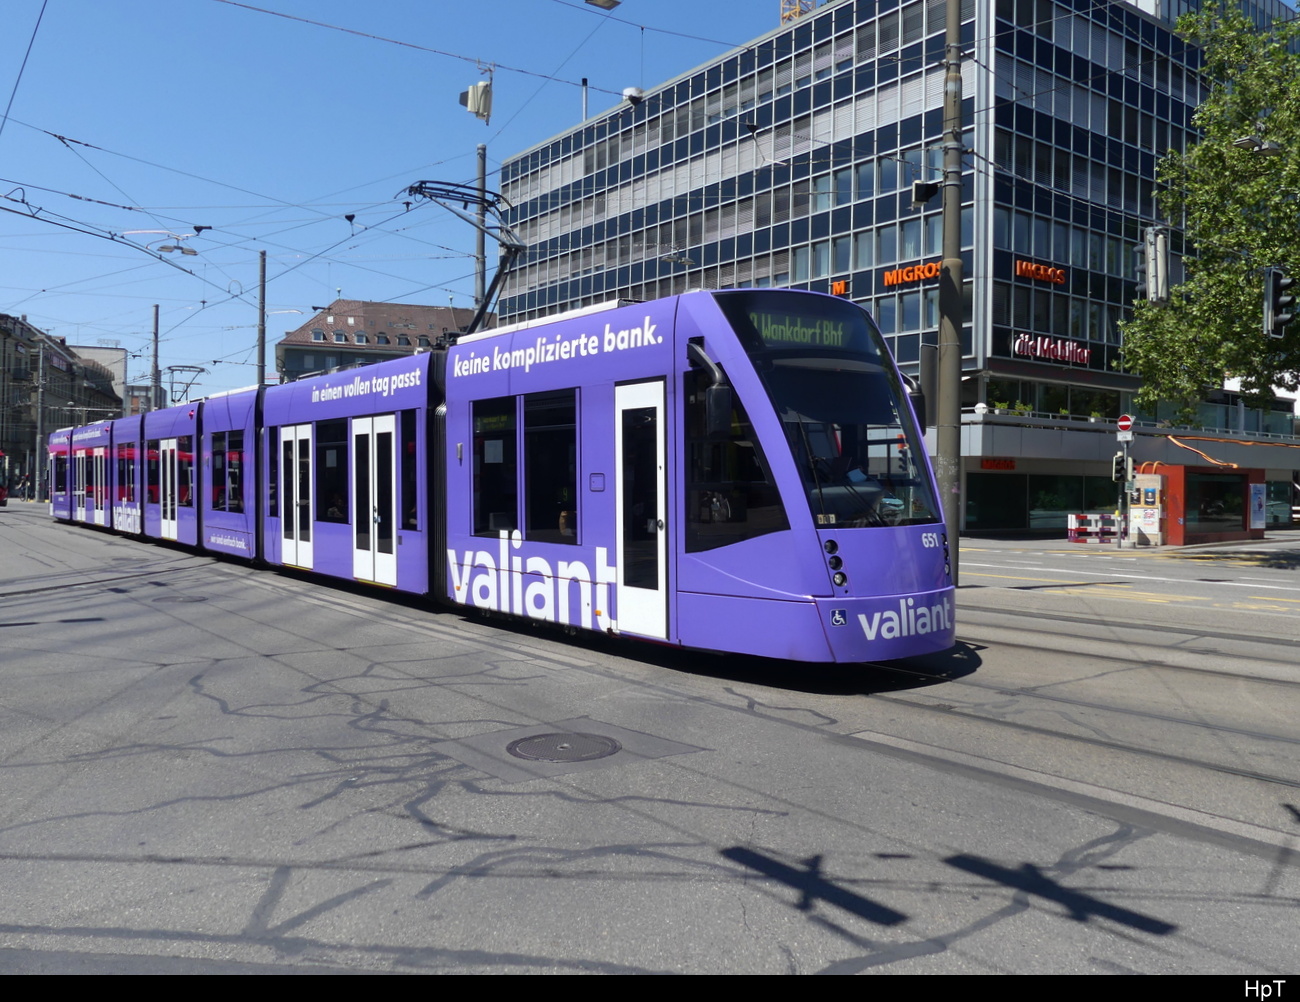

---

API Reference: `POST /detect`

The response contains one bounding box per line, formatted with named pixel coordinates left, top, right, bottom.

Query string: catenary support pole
left=475, top=144, right=487, bottom=311
left=936, top=0, right=964, bottom=583
left=257, top=250, right=267, bottom=387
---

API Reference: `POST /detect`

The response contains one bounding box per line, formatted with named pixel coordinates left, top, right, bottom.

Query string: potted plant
left=1058, top=408, right=1070, bottom=418
left=1089, top=410, right=1102, bottom=423
left=1013, top=401, right=1032, bottom=416
left=992, top=400, right=1010, bottom=415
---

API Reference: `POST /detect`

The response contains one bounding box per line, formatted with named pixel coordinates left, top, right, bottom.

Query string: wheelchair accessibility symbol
left=830, top=609, right=847, bottom=627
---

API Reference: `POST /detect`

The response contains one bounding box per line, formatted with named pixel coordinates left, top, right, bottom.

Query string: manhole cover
left=152, top=596, right=207, bottom=603
left=506, top=732, right=621, bottom=763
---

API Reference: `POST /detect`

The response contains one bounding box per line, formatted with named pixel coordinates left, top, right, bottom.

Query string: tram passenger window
left=268, top=430, right=279, bottom=518
left=117, top=445, right=134, bottom=503
left=316, top=420, right=349, bottom=523
left=227, top=431, right=244, bottom=512
left=147, top=441, right=159, bottom=504
left=683, top=370, right=789, bottom=552
left=177, top=436, right=193, bottom=507
left=473, top=397, right=517, bottom=536
left=401, top=410, right=418, bottom=529
left=211, top=430, right=244, bottom=512
left=524, top=390, right=578, bottom=544
left=212, top=432, right=227, bottom=510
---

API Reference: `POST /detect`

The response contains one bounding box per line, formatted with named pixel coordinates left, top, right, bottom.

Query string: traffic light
left=1111, top=452, right=1132, bottom=483
left=1263, top=266, right=1295, bottom=339
left=459, top=81, right=493, bottom=124
left=911, top=179, right=940, bottom=209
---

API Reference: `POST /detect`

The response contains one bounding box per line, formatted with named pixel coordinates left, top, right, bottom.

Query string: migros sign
left=883, top=261, right=942, bottom=287
left=1014, top=259, right=1066, bottom=284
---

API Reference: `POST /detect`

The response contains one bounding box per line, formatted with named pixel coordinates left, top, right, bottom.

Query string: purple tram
left=50, top=289, right=954, bottom=663
left=260, top=352, right=431, bottom=593
left=50, top=421, right=114, bottom=527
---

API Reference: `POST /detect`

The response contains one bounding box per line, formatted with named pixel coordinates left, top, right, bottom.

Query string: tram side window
left=211, top=431, right=245, bottom=512
left=227, top=431, right=244, bottom=512
left=177, top=436, right=194, bottom=507
left=117, top=444, right=134, bottom=503
left=524, top=390, right=578, bottom=544
left=401, top=410, right=418, bottom=529
left=473, top=397, right=517, bottom=535
left=147, top=441, right=159, bottom=503
left=268, top=429, right=279, bottom=518
left=684, top=370, right=789, bottom=552
left=212, top=432, right=227, bottom=509
left=53, top=455, right=68, bottom=494
left=316, top=420, right=348, bottom=523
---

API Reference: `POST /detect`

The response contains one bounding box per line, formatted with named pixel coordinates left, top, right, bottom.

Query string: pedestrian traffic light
left=1263, top=266, right=1295, bottom=339
left=1111, top=452, right=1131, bottom=483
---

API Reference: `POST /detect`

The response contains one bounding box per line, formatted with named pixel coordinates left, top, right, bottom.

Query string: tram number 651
left=920, top=532, right=941, bottom=548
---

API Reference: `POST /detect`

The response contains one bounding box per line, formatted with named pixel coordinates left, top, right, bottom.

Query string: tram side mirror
left=909, top=386, right=927, bottom=435
left=706, top=384, right=733, bottom=440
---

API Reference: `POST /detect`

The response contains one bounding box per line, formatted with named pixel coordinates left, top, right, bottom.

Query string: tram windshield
left=715, top=290, right=942, bottom=528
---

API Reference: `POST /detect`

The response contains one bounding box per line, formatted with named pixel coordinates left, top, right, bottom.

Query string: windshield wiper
left=789, top=412, right=829, bottom=521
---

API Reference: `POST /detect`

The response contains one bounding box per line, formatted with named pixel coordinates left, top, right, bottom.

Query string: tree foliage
left=1121, top=9, right=1300, bottom=415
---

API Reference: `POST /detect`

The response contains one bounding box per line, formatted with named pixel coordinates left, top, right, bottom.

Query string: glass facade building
left=499, top=0, right=1298, bottom=531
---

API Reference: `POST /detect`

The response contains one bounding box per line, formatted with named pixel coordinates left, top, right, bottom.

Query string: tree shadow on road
left=1172, top=547, right=1300, bottom=570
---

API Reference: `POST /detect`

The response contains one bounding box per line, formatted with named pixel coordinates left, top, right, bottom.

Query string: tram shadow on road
left=699, top=641, right=984, bottom=697
left=542, top=625, right=984, bottom=697
left=273, top=571, right=982, bottom=697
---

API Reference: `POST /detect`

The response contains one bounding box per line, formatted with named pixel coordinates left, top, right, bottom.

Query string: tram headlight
left=832, top=571, right=848, bottom=587
left=823, top=539, right=838, bottom=555
left=828, top=555, right=842, bottom=570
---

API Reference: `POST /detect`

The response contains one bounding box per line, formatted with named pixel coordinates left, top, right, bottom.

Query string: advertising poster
left=1249, top=483, right=1266, bottom=529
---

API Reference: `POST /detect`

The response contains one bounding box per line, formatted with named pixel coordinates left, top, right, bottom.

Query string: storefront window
left=1185, top=473, right=1245, bottom=534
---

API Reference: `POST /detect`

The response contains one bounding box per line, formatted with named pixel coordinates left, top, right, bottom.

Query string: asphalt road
left=0, top=502, right=1295, bottom=974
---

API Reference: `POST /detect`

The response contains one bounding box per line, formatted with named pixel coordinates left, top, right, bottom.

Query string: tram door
left=159, top=439, right=179, bottom=540
left=280, top=424, right=313, bottom=569
left=91, top=448, right=107, bottom=525
left=351, top=415, right=397, bottom=586
left=73, top=451, right=87, bottom=521
left=614, top=381, right=668, bottom=639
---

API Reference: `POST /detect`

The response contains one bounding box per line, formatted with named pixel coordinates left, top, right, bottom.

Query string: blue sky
left=1, top=0, right=780, bottom=397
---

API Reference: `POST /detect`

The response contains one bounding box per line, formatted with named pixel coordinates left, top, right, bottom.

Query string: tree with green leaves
left=1121, top=8, right=1300, bottom=416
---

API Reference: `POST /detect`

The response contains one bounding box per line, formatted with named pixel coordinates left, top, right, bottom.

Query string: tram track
left=2, top=525, right=1297, bottom=977
left=954, top=600, right=1300, bottom=651
left=7, top=515, right=1297, bottom=864
left=865, top=658, right=1300, bottom=746
left=862, top=686, right=1300, bottom=791
left=951, top=625, right=1300, bottom=686
left=0, top=563, right=197, bottom=602
left=53, top=564, right=1300, bottom=867
left=173, top=559, right=1300, bottom=842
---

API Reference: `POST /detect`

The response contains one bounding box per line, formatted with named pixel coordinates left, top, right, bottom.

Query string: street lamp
left=1232, top=134, right=1283, bottom=156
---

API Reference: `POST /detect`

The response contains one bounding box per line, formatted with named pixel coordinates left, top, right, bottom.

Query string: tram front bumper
left=815, top=586, right=957, bottom=662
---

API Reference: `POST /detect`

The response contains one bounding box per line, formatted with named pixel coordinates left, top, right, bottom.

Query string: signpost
left=1116, top=415, right=1133, bottom=547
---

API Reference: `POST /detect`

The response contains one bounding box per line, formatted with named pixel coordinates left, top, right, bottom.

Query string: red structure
left=1146, top=464, right=1267, bottom=546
